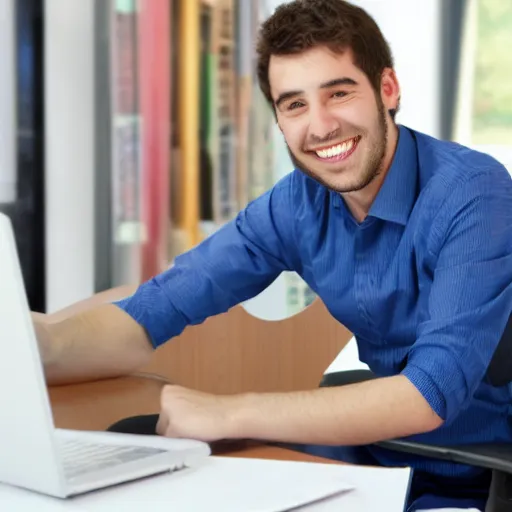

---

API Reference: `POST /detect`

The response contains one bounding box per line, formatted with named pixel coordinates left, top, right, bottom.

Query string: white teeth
left=315, top=138, right=356, bottom=159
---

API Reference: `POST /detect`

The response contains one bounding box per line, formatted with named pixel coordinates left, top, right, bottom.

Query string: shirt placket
left=354, top=223, right=378, bottom=333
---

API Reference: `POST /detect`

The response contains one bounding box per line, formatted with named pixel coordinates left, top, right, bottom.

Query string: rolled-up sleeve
left=401, top=168, right=512, bottom=424
left=114, top=173, right=299, bottom=347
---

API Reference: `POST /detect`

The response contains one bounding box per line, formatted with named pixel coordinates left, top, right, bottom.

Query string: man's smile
left=308, top=136, right=361, bottom=163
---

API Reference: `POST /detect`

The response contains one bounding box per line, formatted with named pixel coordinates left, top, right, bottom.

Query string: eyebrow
left=274, top=77, right=358, bottom=109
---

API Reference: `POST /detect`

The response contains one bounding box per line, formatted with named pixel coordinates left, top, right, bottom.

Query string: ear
left=380, top=68, right=400, bottom=113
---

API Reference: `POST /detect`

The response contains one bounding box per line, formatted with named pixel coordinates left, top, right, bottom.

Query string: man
left=35, top=1, right=512, bottom=510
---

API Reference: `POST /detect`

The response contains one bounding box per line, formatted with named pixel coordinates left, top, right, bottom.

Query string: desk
left=49, top=374, right=339, bottom=466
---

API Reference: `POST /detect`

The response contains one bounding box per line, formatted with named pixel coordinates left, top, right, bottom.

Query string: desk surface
left=49, top=374, right=340, bottom=466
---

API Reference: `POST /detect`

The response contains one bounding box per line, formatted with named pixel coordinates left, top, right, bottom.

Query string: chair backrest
left=139, top=299, right=352, bottom=394
left=486, top=314, right=512, bottom=387
left=139, top=304, right=512, bottom=392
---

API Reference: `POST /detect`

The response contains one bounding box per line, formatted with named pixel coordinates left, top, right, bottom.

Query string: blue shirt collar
left=367, top=125, right=419, bottom=226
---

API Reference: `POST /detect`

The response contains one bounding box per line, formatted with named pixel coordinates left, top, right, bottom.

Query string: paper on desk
left=294, top=463, right=412, bottom=512
left=0, top=456, right=356, bottom=512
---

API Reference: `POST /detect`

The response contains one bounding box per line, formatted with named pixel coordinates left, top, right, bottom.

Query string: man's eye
left=333, top=91, right=347, bottom=98
left=288, top=101, right=305, bottom=110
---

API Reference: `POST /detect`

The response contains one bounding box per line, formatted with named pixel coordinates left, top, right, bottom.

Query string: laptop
left=0, top=212, right=210, bottom=498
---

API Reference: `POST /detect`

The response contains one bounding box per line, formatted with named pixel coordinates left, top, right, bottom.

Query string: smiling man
left=267, top=44, right=398, bottom=222
left=270, top=53, right=391, bottom=194
left=34, top=1, right=512, bottom=510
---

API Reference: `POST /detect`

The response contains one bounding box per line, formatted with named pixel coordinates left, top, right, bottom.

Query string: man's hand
left=156, top=385, right=238, bottom=442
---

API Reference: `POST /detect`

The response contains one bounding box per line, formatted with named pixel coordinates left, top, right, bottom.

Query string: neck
left=341, top=123, right=399, bottom=223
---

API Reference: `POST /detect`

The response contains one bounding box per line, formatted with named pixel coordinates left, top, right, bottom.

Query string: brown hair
left=256, top=0, right=396, bottom=115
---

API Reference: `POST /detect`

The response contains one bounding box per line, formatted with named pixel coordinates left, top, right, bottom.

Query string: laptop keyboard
left=60, top=438, right=167, bottom=480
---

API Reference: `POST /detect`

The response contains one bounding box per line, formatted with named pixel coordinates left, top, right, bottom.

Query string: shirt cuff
left=402, top=344, right=472, bottom=423
left=401, top=364, right=447, bottom=420
left=401, top=346, right=470, bottom=424
left=113, top=278, right=188, bottom=348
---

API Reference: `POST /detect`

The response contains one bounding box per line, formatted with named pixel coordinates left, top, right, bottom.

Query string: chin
left=324, top=180, right=363, bottom=194
left=290, top=150, right=377, bottom=194
left=310, top=170, right=378, bottom=194
left=332, top=171, right=381, bottom=193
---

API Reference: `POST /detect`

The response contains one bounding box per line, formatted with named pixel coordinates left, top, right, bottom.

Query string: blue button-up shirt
left=116, top=125, right=512, bottom=477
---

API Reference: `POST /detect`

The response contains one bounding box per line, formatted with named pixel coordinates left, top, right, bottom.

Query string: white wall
left=44, top=1, right=95, bottom=312
left=0, top=0, right=17, bottom=204
left=474, top=145, right=512, bottom=176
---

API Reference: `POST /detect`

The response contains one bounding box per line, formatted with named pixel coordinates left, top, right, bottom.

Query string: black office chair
left=320, top=314, right=512, bottom=512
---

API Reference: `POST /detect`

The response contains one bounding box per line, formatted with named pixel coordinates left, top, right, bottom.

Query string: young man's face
left=269, top=46, right=399, bottom=194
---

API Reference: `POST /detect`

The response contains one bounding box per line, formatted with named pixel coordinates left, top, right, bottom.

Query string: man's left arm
left=156, top=374, right=441, bottom=443
left=399, top=168, right=512, bottom=426
left=158, top=168, right=512, bottom=443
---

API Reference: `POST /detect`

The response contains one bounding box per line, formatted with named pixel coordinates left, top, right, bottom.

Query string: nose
left=308, top=105, right=340, bottom=143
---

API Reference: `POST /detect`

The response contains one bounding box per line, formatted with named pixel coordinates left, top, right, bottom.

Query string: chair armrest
left=377, top=439, right=512, bottom=475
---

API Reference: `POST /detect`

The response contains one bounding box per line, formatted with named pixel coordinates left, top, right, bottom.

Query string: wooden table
left=49, top=374, right=339, bottom=465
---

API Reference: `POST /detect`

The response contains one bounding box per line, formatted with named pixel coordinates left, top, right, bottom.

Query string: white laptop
left=0, top=212, right=210, bottom=498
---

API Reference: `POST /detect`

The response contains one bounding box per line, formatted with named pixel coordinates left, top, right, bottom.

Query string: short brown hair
left=257, top=0, right=395, bottom=108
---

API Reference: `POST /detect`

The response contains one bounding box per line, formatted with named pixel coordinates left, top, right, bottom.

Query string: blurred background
left=0, top=0, right=511, bottom=318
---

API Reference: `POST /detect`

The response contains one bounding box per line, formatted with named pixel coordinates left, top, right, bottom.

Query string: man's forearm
left=40, top=303, right=154, bottom=386
left=229, top=375, right=443, bottom=445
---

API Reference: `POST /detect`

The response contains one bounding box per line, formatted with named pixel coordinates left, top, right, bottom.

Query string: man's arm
left=233, top=376, right=443, bottom=445
left=33, top=283, right=144, bottom=385
left=156, top=375, right=442, bottom=444
left=38, top=304, right=154, bottom=386
left=400, top=169, right=512, bottom=424
left=37, top=174, right=299, bottom=385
